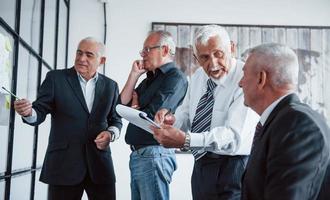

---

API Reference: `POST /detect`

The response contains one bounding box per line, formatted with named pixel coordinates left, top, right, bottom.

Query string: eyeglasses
left=139, top=45, right=161, bottom=56
left=194, top=50, right=225, bottom=64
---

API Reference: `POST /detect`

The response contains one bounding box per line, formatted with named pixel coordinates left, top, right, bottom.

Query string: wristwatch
left=180, top=133, right=191, bottom=152
left=108, top=131, right=115, bottom=142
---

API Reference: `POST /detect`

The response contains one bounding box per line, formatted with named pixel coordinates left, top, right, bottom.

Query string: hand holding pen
left=2, top=86, right=32, bottom=117
left=154, top=108, right=175, bottom=126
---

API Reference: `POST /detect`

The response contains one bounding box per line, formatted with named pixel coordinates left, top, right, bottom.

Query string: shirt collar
left=259, top=92, right=293, bottom=125
left=77, top=72, right=99, bottom=83
left=146, top=62, right=175, bottom=78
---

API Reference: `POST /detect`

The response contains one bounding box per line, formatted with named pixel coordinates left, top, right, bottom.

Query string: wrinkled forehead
left=245, top=53, right=260, bottom=71
left=196, top=36, right=229, bottom=53
left=77, top=40, right=100, bottom=53
left=143, top=33, right=160, bottom=47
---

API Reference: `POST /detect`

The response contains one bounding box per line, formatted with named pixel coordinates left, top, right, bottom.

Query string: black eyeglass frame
left=139, top=45, right=162, bottom=56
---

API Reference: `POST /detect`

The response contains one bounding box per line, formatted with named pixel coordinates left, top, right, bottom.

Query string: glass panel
left=20, top=0, right=41, bottom=51
left=0, top=28, right=14, bottom=172
left=0, top=0, right=16, bottom=29
left=36, top=65, right=51, bottom=166
left=12, top=44, right=39, bottom=170
left=34, top=170, right=47, bottom=200
left=56, top=0, right=68, bottom=69
left=36, top=115, right=50, bottom=166
left=42, top=0, right=56, bottom=68
left=0, top=180, right=5, bottom=200
left=10, top=174, right=31, bottom=200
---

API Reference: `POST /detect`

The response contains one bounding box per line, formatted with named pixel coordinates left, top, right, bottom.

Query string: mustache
left=208, top=66, right=228, bottom=73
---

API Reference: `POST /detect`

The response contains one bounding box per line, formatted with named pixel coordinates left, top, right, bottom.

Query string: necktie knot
left=207, top=79, right=217, bottom=93
left=255, top=122, right=263, bottom=136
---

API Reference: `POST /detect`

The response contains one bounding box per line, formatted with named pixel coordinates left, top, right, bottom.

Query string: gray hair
left=249, top=43, right=299, bottom=87
left=149, top=30, right=176, bottom=57
left=193, top=25, right=231, bottom=56
left=79, top=37, right=106, bottom=57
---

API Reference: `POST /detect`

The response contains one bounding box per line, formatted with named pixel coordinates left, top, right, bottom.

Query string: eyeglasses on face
left=139, top=45, right=161, bottom=56
left=194, top=50, right=225, bottom=64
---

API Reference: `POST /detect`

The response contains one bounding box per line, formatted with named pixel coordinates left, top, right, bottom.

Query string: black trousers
left=191, top=153, right=248, bottom=200
left=48, top=172, right=115, bottom=200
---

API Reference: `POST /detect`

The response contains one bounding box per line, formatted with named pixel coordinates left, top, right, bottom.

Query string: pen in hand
left=163, top=108, right=175, bottom=125
left=165, top=108, right=172, bottom=117
left=1, top=86, right=21, bottom=100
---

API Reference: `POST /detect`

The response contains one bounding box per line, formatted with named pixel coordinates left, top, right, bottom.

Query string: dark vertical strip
left=5, top=0, right=21, bottom=199
left=54, top=0, right=60, bottom=69
left=102, top=3, right=107, bottom=74
left=29, top=0, right=45, bottom=199
left=65, top=0, right=70, bottom=68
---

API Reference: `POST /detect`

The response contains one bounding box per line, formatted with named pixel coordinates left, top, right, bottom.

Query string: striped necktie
left=250, top=122, right=263, bottom=155
left=191, top=79, right=217, bottom=160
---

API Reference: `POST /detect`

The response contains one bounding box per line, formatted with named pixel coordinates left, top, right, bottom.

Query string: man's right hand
left=154, top=108, right=175, bottom=125
left=131, top=91, right=140, bottom=109
left=131, top=60, right=146, bottom=76
left=14, top=99, right=32, bottom=117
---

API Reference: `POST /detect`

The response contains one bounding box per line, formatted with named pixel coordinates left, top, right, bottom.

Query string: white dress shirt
left=24, top=72, right=120, bottom=141
left=174, top=59, right=259, bottom=155
left=259, top=93, right=293, bottom=126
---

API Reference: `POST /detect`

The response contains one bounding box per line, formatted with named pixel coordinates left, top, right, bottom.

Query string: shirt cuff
left=189, top=131, right=205, bottom=147
left=22, top=109, right=37, bottom=123
left=107, top=126, right=120, bottom=142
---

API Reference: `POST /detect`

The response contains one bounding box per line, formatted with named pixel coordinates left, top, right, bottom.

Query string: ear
left=100, top=56, right=106, bottom=65
left=257, top=70, right=267, bottom=89
left=162, top=45, right=170, bottom=57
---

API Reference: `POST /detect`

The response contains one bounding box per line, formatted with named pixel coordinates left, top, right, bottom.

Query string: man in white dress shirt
left=152, top=25, right=259, bottom=200
left=13, top=37, right=122, bottom=200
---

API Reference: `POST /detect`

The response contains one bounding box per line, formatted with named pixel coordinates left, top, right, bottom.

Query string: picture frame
left=152, top=22, right=330, bottom=123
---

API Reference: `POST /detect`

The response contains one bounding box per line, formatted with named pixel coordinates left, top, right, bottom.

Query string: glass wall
left=0, top=0, right=70, bottom=199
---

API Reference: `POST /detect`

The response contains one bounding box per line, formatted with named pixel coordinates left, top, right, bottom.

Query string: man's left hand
left=151, top=125, right=185, bottom=148
left=94, top=131, right=112, bottom=150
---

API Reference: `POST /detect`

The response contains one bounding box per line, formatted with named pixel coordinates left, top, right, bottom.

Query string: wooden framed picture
left=152, top=22, right=330, bottom=123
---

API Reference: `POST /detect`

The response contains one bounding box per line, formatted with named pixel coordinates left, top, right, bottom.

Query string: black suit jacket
left=242, top=94, right=330, bottom=200
left=24, top=67, right=122, bottom=185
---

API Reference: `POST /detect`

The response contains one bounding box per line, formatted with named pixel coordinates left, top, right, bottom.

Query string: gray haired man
left=153, top=25, right=259, bottom=200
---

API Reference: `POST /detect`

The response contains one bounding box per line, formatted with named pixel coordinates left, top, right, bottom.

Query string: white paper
left=116, top=104, right=161, bottom=134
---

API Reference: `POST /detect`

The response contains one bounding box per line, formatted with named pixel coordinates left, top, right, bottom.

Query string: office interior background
left=1, top=0, right=330, bottom=199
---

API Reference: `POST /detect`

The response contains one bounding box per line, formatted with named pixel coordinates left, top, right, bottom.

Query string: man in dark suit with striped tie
left=239, top=43, right=330, bottom=200
left=152, top=25, right=259, bottom=200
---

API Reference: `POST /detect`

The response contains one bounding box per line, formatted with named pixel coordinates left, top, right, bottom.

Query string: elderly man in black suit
left=14, top=37, right=122, bottom=200
left=239, top=43, right=330, bottom=200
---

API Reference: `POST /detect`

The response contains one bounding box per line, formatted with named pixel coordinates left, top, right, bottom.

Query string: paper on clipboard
left=116, top=104, right=161, bottom=134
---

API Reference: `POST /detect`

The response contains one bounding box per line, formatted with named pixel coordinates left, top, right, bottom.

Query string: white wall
left=69, top=0, right=330, bottom=199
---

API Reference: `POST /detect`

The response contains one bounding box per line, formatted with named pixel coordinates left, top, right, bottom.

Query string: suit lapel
left=90, top=75, right=105, bottom=114
left=262, top=93, right=300, bottom=137
left=66, top=68, right=89, bottom=113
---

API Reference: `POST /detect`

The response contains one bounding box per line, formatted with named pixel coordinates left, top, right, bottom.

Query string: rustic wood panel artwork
left=152, top=22, right=330, bottom=124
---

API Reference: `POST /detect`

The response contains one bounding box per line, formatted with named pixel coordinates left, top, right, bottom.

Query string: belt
left=130, top=145, right=149, bottom=151
left=204, top=152, right=224, bottom=159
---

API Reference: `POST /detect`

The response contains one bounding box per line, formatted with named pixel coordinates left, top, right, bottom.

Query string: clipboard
left=116, top=104, right=161, bottom=134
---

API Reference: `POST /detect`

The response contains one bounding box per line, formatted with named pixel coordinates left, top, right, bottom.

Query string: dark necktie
left=250, top=122, right=263, bottom=155
left=191, top=79, right=217, bottom=160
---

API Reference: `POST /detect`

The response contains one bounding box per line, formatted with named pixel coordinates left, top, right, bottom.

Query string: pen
left=165, top=108, right=172, bottom=116
left=139, top=112, right=161, bottom=129
left=1, top=86, right=21, bottom=100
